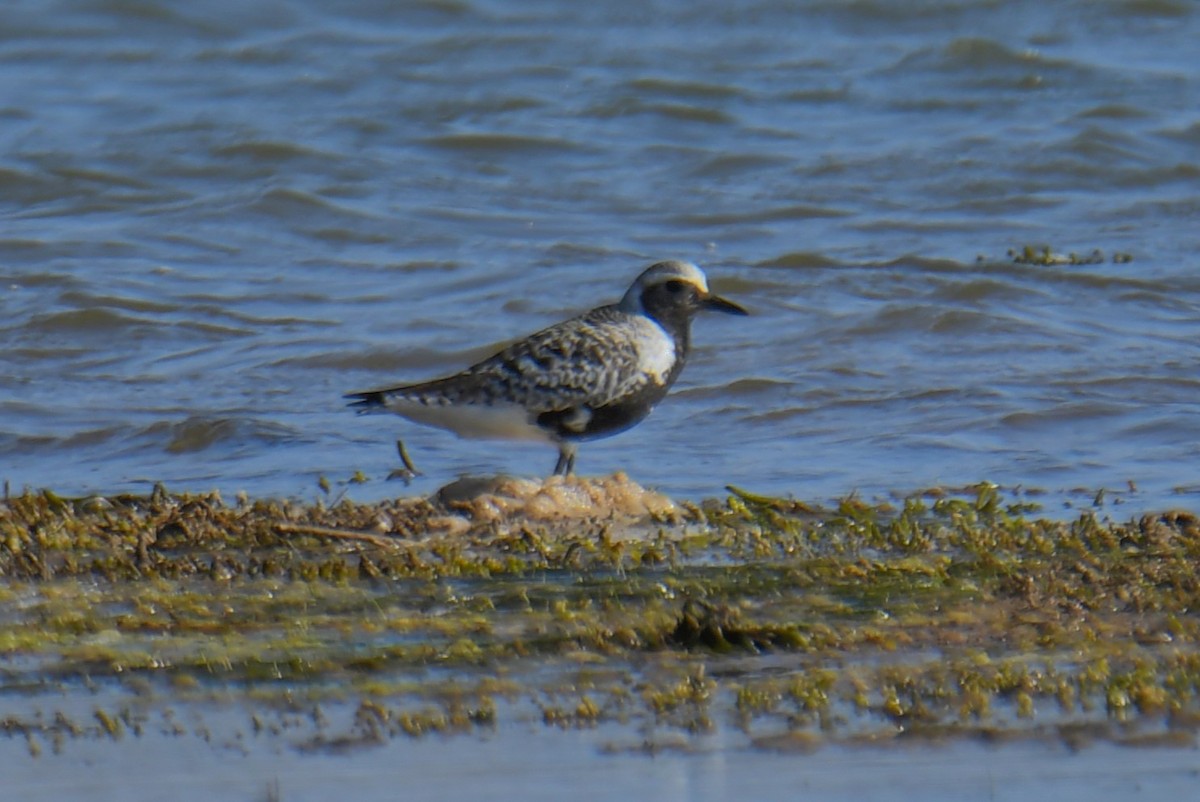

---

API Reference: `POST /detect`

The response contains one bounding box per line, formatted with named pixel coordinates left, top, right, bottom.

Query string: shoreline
left=1, top=474, right=1199, bottom=760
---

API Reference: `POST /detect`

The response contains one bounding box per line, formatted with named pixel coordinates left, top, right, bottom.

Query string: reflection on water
left=0, top=0, right=1199, bottom=511
left=3, top=692, right=1197, bottom=802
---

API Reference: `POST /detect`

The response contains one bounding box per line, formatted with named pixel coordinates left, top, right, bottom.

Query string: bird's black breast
left=536, top=378, right=675, bottom=442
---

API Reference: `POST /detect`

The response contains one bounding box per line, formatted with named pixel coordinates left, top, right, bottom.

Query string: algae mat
left=2, top=475, right=1200, bottom=796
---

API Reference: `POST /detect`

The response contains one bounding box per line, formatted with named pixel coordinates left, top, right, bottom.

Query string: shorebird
left=345, top=260, right=747, bottom=475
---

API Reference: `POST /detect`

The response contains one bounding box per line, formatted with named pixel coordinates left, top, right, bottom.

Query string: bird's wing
left=469, top=306, right=656, bottom=410
left=356, top=306, right=659, bottom=412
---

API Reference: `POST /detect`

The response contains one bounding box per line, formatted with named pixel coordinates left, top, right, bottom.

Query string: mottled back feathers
left=361, top=304, right=681, bottom=415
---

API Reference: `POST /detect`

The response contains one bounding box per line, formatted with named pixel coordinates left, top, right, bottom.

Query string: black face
left=640, top=279, right=703, bottom=320
left=639, top=279, right=748, bottom=330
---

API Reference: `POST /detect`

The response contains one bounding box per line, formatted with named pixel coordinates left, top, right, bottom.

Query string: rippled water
left=2, top=0, right=1199, bottom=511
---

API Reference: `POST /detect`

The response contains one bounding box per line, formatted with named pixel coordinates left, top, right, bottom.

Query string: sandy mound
left=433, top=472, right=681, bottom=526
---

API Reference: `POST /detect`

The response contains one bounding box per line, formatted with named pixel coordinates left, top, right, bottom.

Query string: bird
left=345, top=260, right=748, bottom=476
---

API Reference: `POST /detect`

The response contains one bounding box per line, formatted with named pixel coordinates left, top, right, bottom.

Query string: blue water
left=4, top=691, right=1197, bottom=802
left=1, top=0, right=1199, bottom=513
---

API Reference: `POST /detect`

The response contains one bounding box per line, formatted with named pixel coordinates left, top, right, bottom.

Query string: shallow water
left=1, top=0, right=1199, bottom=512
left=4, top=693, right=1198, bottom=802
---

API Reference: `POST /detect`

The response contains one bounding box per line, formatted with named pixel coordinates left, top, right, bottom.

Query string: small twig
left=387, top=439, right=422, bottom=484
left=275, top=522, right=397, bottom=549
left=398, top=439, right=419, bottom=473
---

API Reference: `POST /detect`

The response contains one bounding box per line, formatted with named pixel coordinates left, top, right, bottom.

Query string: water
left=2, top=0, right=1199, bottom=512
left=4, top=691, right=1198, bottom=802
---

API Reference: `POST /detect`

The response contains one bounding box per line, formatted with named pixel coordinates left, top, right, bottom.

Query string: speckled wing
left=364, top=305, right=666, bottom=413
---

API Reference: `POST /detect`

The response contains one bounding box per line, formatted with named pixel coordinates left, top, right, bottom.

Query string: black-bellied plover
left=345, top=260, right=747, bottom=475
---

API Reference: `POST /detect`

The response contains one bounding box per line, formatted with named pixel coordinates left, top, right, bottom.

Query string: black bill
left=703, top=294, right=749, bottom=316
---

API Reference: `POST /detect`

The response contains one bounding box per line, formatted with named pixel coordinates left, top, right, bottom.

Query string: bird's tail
left=346, top=375, right=478, bottom=412
left=344, top=390, right=388, bottom=412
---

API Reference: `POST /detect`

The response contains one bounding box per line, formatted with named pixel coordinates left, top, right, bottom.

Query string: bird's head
left=618, top=260, right=748, bottom=322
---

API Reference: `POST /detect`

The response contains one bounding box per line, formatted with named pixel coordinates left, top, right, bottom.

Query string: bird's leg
left=553, top=444, right=577, bottom=476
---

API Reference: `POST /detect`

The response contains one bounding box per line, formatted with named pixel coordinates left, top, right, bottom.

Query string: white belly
left=384, top=399, right=554, bottom=443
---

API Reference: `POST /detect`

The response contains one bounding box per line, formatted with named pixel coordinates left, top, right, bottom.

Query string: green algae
left=1002, top=244, right=1135, bottom=265
left=1, top=480, right=1200, bottom=754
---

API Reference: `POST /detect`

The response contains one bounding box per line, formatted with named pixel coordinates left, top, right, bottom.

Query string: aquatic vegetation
left=1002, top=244, right=1134, bottom=265
left=0, top=477, right=1198, bottom=755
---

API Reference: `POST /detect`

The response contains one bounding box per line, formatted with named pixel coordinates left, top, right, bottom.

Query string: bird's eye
left=665, top=280, right=687, bottom=294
